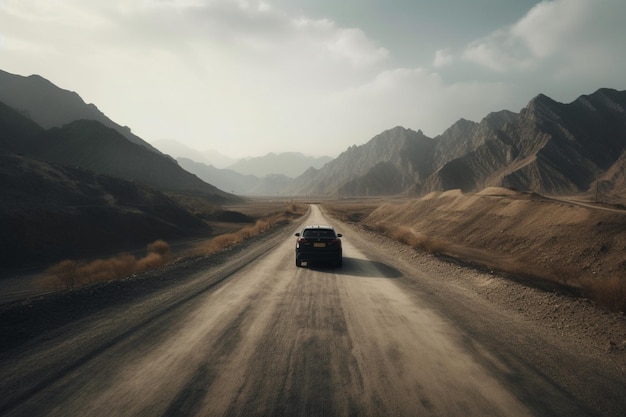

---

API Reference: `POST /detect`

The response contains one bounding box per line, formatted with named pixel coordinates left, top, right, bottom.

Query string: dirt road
left=1, top=205, right=625, bottom=416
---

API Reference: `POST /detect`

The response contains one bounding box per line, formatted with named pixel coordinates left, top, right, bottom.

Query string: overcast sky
left=2, top=0, right=625, bottom=158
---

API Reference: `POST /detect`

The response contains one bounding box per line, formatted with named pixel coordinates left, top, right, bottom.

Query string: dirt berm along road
left=1, top=205, right=625, bottom=417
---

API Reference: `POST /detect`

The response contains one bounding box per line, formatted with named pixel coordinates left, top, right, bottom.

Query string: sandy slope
left=356, top=188, right=626, bottom=304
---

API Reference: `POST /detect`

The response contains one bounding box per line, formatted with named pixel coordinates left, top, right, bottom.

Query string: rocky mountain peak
left=577, top=88, right=626, bottom=115
left=523, top=93, right=561, bottom=122
left=482, top=110, right=517, bottom=130
left=436, top=118, right=478, bottom=143
left=288, top=87, right=626, bottom=198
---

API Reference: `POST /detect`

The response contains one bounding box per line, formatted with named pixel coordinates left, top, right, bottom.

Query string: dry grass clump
left=39, top=203, right=306, bottom=292
left=40, top=240, right=170, bottom=290
left=197, top=202, right=306, bottom=255
left=199, top=219, right=274, bottom=254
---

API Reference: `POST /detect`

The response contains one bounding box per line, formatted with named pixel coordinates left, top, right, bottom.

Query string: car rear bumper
left=296, top=249, right=342, bottom=263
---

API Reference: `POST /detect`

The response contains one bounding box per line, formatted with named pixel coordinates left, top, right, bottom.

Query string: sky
left=1, top=0, right=626, bottom=159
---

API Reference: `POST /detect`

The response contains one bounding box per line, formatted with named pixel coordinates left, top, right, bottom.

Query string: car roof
left=302, top=225, right=335, bottom=230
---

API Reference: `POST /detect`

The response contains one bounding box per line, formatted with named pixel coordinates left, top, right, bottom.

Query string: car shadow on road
left=303, top=257, right=402, bottom=278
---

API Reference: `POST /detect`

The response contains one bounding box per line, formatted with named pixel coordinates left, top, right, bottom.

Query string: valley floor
left=0, top=204, right=624, bottom=416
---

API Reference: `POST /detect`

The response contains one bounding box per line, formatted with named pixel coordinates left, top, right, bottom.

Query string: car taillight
left=329, top=239, right=341, bottom=246
left=298, top=237, right=308, bottom=243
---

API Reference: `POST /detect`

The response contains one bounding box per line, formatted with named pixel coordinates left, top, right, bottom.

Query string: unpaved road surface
left=1, top=205, right=625, bottom=417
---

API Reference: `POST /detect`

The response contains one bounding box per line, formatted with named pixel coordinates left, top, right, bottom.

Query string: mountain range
left=2, top=68, right=626, bottom=267
left=284, top=89, right=626, bottom=200
left=176, top=158, right=293, bottom=196
left=152, top=139, right=238, bottom=169
left=227, top=153, right=333, bottom=178
left=0, top=69, right=160, bottom=154
left=176, top=153, right=332, bottom=195
left=0, top=73, right=234, bottom=202
left=3, top=69, right=626, bottom=202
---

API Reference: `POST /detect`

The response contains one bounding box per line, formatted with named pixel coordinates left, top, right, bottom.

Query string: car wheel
left=336, top=258, right=343, bottom=268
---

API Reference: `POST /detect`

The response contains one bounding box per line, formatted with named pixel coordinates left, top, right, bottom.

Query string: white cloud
left=510, top=0, right=588, bottom=58
left=462, top=30, right=529, bottom=72
left=325, top=27, right=389, bottom=67
left=433, top=49, right=454, bottom=68
left=327, top=68, right=518, bottom=143
left=0, top=0, right=393, bottom=156
left=461, top=0, right=626, bottom=82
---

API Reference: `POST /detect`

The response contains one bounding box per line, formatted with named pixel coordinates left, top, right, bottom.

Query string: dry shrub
left=239, top=221, right=264, bottom=239
left=131, top=240, right=171, bottom=272
left=286, top=201, right=297, bottom=213
left=201, top=227, right=254, bottom=253
left=109, top=253, right=137, bottom=278
left=40, top=204, right=302, bottom=292
left=147, top=239, right=170, bottom=259
left=46, top=259, right=79, bottom=290
left=199, top=211, right=293, bottom=255
left=583, top=276, right=626, bottom=313
left=210, top=233, right=241, bottom=251
left=81, top=259, right=117, bottom=283
left=41, top=240, right=171, bottom=290
left=136, top=252, right=165, bottom=271
left=252, top=219, right=272, bottom=233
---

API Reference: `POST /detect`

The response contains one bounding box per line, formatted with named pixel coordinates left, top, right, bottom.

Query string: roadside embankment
left=324, top=188, right=626, bottom=312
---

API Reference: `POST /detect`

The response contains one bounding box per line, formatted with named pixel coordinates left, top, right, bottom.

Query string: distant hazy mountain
left=153, top=139, right=237, bottom=168
left=177, top=151, right=333, bottom=195
left=285, top=127, right=434, bottom=196
left=227, top=152, right=333, bottom=178
left=177, top=157, right=258, bottom=195
left=177, top=157, right=293, bottom=195
left=246, top=174, right=294, bottom=196
left=287, top=88, right=626, bottom=198
left=0, top=69, right=161, bottom=154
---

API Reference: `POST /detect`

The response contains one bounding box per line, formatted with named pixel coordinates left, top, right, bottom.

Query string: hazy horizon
left=2, top=0, right=625, bottom=158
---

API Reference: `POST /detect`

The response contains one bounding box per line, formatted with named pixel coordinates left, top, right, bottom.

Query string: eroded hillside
left=291, top=89, right=626, bottom=199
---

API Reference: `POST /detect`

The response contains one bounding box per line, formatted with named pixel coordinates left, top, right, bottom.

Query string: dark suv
left=295, top=225, right=343, bottom=267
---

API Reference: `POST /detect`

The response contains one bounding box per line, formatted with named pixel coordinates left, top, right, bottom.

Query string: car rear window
left=303, top=229, right=336, bottom=238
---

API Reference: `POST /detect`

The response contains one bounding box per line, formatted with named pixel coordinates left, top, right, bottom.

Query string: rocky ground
left=340, top=219, right=626, bottom=371
left=2, top=198, right=625, bottom=372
